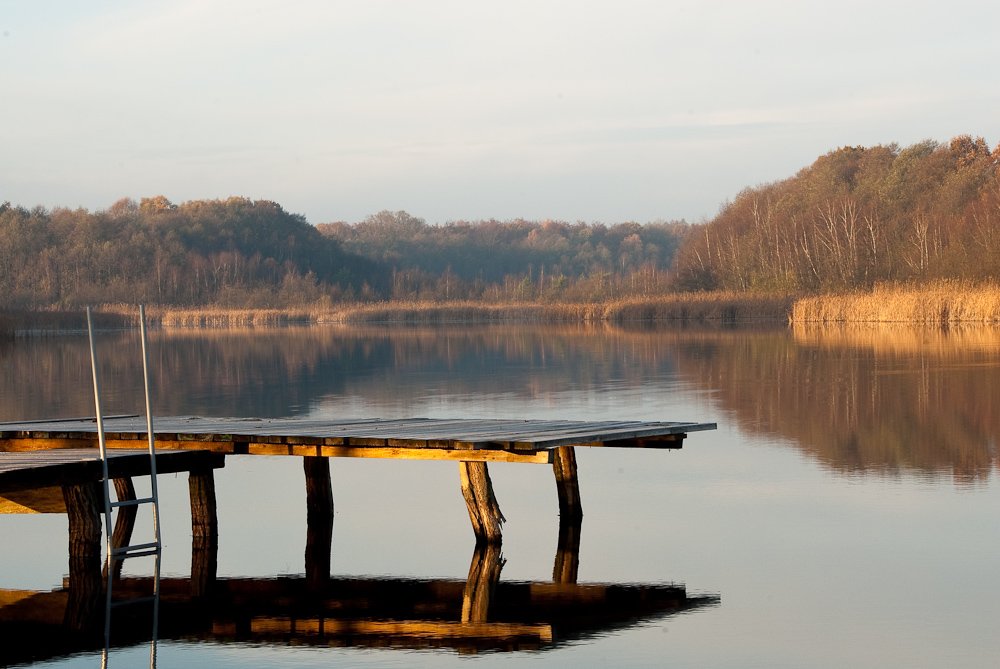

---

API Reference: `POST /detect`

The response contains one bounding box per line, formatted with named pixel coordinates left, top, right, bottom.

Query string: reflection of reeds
left=792, top=282, right=1000, bottom=323
left=0, top=309, right=135, bottom=334
left=793, top=323, right=1000, bottom=354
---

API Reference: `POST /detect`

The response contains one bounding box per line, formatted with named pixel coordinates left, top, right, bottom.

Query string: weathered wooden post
left=107, top=478, right=137, bottom=580
left=459, top=461, right=505, bottom=544
left=62, top=481, right=103, bottom=631
left=303, top=456, right=334, bottom=589
left=188, top=468, right=218, bottom=598
left=461, top=542, right=504, bottom=623
left=552, top=446, right=582, bottom=521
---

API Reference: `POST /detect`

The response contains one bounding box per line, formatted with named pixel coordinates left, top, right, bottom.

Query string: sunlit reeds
left=144, top=307, right=315, bottom=327
left=71, top=293, right=794, bottom=327
left=792, top=281, right=1000, bottom=324
left=313, top=293, right=794, bottom=324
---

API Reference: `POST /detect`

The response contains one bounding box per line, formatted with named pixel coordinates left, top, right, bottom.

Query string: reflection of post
left=462, top=543, right=505, bottom=623
left=107, top=478, right=137, bottom=580
left=303, top=456, right=334, bottom=590
left=62, top=481, right=103, bottom=631
left=552, top=515, right=582, bottom=584
left=189, top=468, right=218, bottom=598
left=459, top=462, right=505, bottom=544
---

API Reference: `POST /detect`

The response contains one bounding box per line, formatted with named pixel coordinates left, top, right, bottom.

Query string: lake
left=1, top=322, right=998, bottom=667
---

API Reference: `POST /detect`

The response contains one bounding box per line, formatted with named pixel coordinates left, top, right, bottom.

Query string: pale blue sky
left=2, top=1, right=999, bottom=224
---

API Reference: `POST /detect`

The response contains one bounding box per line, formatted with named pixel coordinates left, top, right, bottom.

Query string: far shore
left=3, top=284, right=1000, bottom=331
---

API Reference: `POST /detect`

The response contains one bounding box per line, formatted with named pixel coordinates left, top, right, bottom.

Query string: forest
left=671, top=135, right=1000, bottom=292
left=0, top=197, right=690, bottom=309
left=317, top=213, right=690, bottom=302
left=2, top=134, right=998, bottom=312
left=0, top=196, right=383, bottom=309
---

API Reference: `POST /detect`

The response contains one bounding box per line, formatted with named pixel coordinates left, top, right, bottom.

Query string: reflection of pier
left=0, top=543, right=718, bottom=663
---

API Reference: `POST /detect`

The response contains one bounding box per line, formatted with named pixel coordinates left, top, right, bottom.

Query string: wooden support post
left=459, top=461, right=505, bottom=544
left=188, top=468, right=218, bottom=598
left=461, top=542, right=505, bottom=623
left=552, top=515, right=582, bottom=584
left=303, top=456, right=334, bottom=590
left=62, top=481, right=103, bottom=631
left=552, top=445, right=583, bottom=522
left=107, top=478, right=137, bottom=580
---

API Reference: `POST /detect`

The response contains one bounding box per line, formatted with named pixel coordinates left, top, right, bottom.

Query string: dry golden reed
left=313, top=293, right=793, bottom=324
left=792, top=281, right=1000, bottom=324
left=4, top=292, right=791, bottom=330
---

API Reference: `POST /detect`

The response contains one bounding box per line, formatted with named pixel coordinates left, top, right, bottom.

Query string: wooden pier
left=1, top=415, right=713, bottom=545
left=1, top=415, right=715, bottom=644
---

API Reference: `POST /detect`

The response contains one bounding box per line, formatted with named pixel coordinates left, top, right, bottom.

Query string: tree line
left=0, top=196, right=382, bottom=309
left=671, top=135, right=1000, bottom=292
left=4, top=133, right=998, bottom=311
left=318, top=212, right=691, bottom=302
left=0, top=196, right=692, bottom=309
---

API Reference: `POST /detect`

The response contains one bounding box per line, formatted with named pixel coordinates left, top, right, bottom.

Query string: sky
left=2, top=1, right=999, bottom=226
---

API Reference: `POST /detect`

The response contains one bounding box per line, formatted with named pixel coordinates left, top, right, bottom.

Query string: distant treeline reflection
left=1, top=324, right=996, bottom=479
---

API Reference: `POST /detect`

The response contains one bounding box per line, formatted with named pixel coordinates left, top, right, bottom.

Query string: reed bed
left=316, top=293, right=794, bottom=324
left=792, top=282, right=1000, bottom=324
left=147, top=307, right=315, bottom=327
left=2, top=292, right=793, bottom=332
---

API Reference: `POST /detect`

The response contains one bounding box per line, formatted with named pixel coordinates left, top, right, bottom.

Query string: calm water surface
left=1, top=323, right=998, bottom=667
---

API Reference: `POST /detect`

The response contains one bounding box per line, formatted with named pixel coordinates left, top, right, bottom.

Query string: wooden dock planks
left=0, top=416, right=716, bottom=462
left=0, top=448, right=225, bottom=494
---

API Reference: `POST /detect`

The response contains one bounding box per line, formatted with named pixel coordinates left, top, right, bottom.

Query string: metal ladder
left=86, top=305, right=161, bottom=668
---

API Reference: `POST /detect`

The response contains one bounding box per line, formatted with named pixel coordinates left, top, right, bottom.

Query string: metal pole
left=139, top=305, right=161, bottom=543
left=150, top=550, right=160, bottom=669
left=86, top=306, right=114, bottom=655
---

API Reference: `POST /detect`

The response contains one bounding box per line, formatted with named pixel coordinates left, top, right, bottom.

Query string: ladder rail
left=85, top=307, right=115, bottom=559
left=88, top=305, right=162, bottom=668
left=139, top=304, right=162, bottom=550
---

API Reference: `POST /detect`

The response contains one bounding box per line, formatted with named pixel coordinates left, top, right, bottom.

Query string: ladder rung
left=110, top=595, right=156, bottom=608
left=111, top=548, right=160, bottom=560
left=111, top=542, right=160, bottom=556
left=111, top=496, right=156, bottom=508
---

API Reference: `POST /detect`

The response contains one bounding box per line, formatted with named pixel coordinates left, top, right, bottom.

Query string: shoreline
left=4, top=284, right=1000, bottom=331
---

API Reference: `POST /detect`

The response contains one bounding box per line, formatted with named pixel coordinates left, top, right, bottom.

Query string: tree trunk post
left=552, top=445, right=583, bottom=521
left=106, top=477, right=137, bottom=580
left=459, top=461, right=505, bottom=544
left=62, top=481, right=103, bottom=631
left=303, top=456, right=334, bottom=590
left=188, top=468, right=218, bottom=598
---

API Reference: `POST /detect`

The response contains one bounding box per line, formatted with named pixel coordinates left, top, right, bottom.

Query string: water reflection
left=0, top=544, right=718, bottom=663
left=2, top=323, right=999, bottom=479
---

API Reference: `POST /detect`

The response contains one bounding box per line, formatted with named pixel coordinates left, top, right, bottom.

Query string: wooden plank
left=0, top=417, right=716, bottom=459
left=0, top=449, right=225, bottom=494
left=0, top=486, right=67, bottom=513
left=247, top=443, right=551, bottom=463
